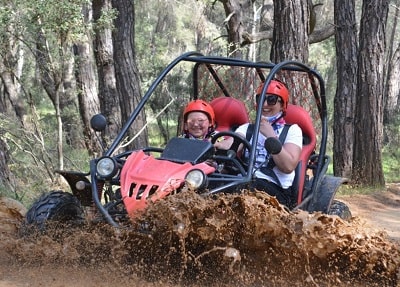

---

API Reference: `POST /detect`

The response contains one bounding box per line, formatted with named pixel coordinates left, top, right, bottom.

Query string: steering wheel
left=210, top=131, right=252, bottom=173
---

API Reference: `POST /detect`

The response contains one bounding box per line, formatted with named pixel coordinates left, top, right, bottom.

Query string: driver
left=218, top=80, right=302, bottom=208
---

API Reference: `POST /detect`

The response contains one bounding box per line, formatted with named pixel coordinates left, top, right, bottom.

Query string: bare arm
left=259, top=118, right=301, bottom=173
left=214, top=119, right=301, bottom=174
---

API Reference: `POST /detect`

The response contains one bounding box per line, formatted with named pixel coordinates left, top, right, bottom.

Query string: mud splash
left=2, top=191, right=400, bottom=286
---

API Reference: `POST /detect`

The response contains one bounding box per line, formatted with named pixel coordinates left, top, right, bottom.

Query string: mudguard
left=308, top=175, right=346, bottom=213
left=55, top=170, right=92, bottom=206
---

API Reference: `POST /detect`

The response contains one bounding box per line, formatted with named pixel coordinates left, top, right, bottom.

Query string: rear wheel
left=328, top=200, right=352, bottom=220
left=24, top=190, right=85, bottom=232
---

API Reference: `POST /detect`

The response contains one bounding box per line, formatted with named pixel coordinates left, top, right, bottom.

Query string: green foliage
left=336, top=183, right=383, bottom=196
left=382, top=116, right=400, bottom=183
left=93, top=6, right=117, bottom=31
left=24, top=0, right=90, bottom=41
left=0, top=5, right=12, bottom=25
left=135, top=0, right=227, bottom=82
left=328, top=145, right=399, bottom=185
left=1, top=115, right=50, bottom=203
left=0, top=111, right=90, bottom=206
left=382, top=148, right=400, bottom=183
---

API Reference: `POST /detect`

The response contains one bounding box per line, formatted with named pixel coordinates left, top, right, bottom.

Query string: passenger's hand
left=260, top=117, right=276, bottom=138
left=213, top=137, right=233, bottom=150
left=204, top=159, right=218, bottom=169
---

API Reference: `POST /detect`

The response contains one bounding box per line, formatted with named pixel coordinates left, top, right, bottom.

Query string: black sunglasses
left=255, top=94, right=281, bottom=106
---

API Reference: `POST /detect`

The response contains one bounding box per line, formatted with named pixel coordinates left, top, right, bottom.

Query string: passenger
left=218, top=80, right=302, bottom=208
left=182, top=99, right=217, bottom=140
left=181, top=99, right=219, bottom=168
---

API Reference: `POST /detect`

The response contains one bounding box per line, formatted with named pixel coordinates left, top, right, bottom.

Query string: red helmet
left=183, top=99, right=215, bottom=126
left=256, top=79, right=289, bottom=112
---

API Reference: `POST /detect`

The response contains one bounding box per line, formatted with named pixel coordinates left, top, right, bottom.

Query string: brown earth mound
left=0, top=188, right=399, bottom=287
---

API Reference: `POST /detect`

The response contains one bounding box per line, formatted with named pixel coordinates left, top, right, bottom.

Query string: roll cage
left=89, top=52, right=333, bottom=226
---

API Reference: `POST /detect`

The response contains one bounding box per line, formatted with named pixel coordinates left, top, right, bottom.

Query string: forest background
left=0, top=0, right=399, bottom=205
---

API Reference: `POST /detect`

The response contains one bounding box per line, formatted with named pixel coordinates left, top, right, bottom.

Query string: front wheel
left=24, top=190, right=85, bottom=232
left=328, top=200, right=352, bottom=220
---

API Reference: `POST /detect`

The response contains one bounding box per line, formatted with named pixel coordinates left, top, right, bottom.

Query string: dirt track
left=336, top=183, right=400, bottom=242
left=0, top=185, right=399, bottom=287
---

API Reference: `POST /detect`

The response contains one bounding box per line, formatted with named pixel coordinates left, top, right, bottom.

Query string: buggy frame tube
left=90, top=159, right=119, bottom=227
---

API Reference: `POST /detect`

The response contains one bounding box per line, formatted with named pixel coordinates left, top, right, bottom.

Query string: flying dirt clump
left=0, top=196, right=27, bottom=236
left=128, top=190, right=400, bottom=286
left=2, top=191, right=400, bottom=287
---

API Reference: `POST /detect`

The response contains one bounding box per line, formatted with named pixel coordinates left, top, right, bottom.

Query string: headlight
left=96, top=157, right=118, bottom=178
left=185, top=169, right=207, bottom=190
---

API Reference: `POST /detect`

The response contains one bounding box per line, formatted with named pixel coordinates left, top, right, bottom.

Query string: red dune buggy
left=24, top=52, right=351, bottom=230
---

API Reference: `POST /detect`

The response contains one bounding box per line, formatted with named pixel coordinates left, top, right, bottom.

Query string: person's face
left=256, top=94, right=283, bottom=117
left=185, top=111, right=210, bottom=138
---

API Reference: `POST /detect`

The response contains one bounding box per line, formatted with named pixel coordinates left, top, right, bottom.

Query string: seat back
left=210, top=97, right=250, bottom=131
left=284, top=104, right=317, bottom=204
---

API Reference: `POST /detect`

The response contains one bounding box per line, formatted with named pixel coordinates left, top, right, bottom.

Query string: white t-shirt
left=235, top=123, right=302, bottom=189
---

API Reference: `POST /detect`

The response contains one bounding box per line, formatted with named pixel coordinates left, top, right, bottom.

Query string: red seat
left=210, top=97, right=249, bottom=131
left=284, top=104, right=317, bottom=204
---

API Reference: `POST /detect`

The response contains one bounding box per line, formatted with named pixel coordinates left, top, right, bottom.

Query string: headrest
left=284, top=104, right=316, bottom=145
left=210, top=97, right=249, bottom=131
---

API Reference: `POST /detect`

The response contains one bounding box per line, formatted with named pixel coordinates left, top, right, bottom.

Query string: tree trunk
left=352, top=0, right=389, bottom=187
left=383, top=5, right=400, bottom=125
left=385, top=43, right=400, bottom=121
left=0, top=45, right=14, bottom=188
left=93, top=0, right=121, bottom=144
left=112, top=0, right=148, bottom=150
left=382, top=43, right=400, bottom=146
left=332, top=0, right=358, bottom=178
left=74, top=2, right=102, bottom=156
left=74, top=42, right=101, bottom=155
left=60, top=51, right=84, bottom=149
left=0, top=138, right=13, bottom=190
left=269, top=0, right=310, bottom=107
left=36, top=31, right=79, bottom=171
left=55, top=88, right=64, bottom=170
left=270, top=0, right=309, bottom=63
left=0, top=17, right=26, bottom=125
left=36, top=27, right=65, bottom=171
left=219, top=0, right=248, bottom=58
